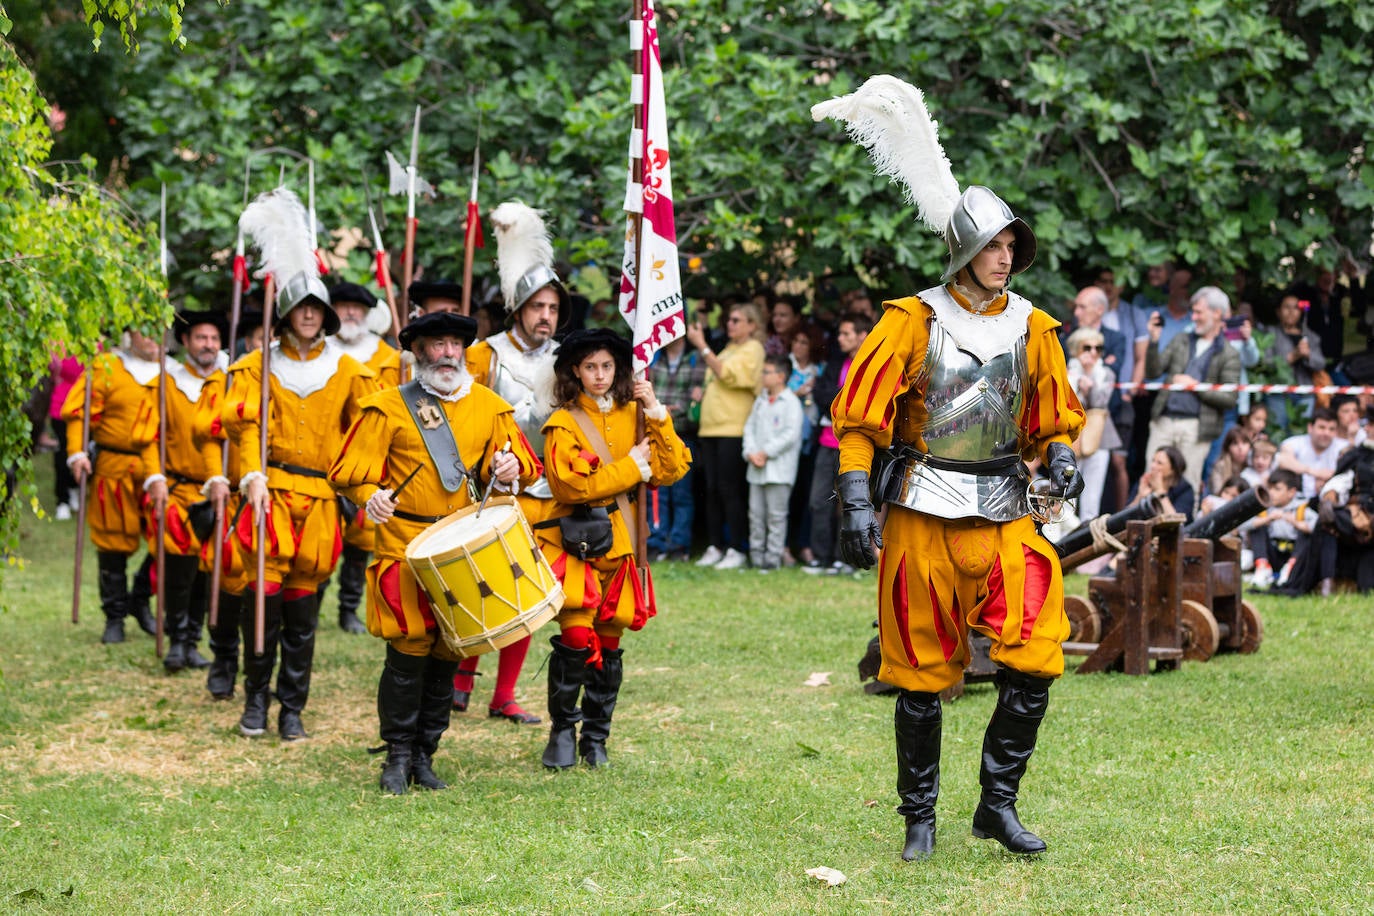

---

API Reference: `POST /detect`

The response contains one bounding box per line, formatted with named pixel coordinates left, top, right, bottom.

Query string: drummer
left=329, top=310, right=541, bottom=795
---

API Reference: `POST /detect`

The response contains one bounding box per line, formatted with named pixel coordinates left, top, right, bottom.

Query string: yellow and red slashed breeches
left=875, top=508, right=1070, bottom=694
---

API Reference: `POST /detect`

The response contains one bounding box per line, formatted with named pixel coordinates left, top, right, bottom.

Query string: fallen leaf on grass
left=805, top=866, right=847, bottom=887
left=803, top=672, right=832, bottom=687
left=796, top=741, right=820, bottom=757
left=581, top=877, right=604, bottom=894
left=862, top=799, right=880, bottom=808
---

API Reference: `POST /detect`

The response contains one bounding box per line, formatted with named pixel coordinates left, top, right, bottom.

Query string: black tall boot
left=413, top=655, right=460, bottom=790
left=579, top=647, right=624, bottom=768
left=336, top=544, right=369, bottom=634
left=160, top=554, right=201, bottom=672
left=377, top=645, right=426, bottom=795
left=206, top=590, right=242, bottom=700
left=542, top=636, right=591, bottom=769
left=239, top=589, right=283, bottom=737
left=182, top=566, right=212, bottom=669
left=895, top=690, right=942, bottom=861
left=96, top=551, right=131, bottom=644
left=126, top=553, right=157, bottom=636
left=276, top=592, right=320, bottom=741
left=971, top=668, right=1053, bottom=855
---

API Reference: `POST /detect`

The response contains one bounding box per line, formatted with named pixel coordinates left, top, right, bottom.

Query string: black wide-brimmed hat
left=328, top=281, right=379, bottom=309
left=399, top=311, right=478, bottom=350
left=174, top=309, right=229, bottom=343
left=408, top=279, right=465, bottom=309
left=553, top=327, right=633, bottom=374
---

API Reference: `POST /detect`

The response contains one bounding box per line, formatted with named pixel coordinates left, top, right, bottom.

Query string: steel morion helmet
left=490, top=200, right=572, bottom=330
left=941, top=186, right=1037, bottom=283
left=238, top=188, right=339, bottom=336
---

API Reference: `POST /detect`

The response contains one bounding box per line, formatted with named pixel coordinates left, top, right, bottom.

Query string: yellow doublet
left=464, top=338, right=497, bottom=386
left=221, top=339, right=378, bottom=590
left=339, top=337, right=400, bottom=550
left=834, top=287, right=1084, bottom=693
left=193, top=373, right=249, bottom=593
left=61, top=352, right=158, bottom=554
left=143, top=362, right=225, bottom=557
left=538, top=394, right=691, bottom=635
left=328, top=383, right=541, bottom=656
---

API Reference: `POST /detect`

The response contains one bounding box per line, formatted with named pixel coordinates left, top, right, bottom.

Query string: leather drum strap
left=399, top=380, right=471, bottom=494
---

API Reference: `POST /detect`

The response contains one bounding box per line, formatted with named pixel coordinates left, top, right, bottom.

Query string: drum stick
left=475, top=439, right=510, bottom=518
left=390, top=464, right=424, bottom=501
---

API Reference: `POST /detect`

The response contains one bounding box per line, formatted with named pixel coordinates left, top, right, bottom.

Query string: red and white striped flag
left=619, top=0, right=685, bottom=373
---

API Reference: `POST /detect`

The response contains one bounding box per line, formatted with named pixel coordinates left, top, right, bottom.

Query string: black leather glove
left=837, top=470, right=883, bottom=569
left=1045, top=441, right=1085, bottom=499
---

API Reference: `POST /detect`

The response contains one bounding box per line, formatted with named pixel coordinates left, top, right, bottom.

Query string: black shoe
left=279, top=710, right=310, bottom=741
left=240, top=691, right=269, bottom=737
left=184, top=644, right=211, bottom=669
left=339, top=609, right=367, bottom=634
left=410, top=750, right=448, bottom=790
left=452, top=689, right=470, bottom=712
left=489, top=700, right=541, bottom=725
left=129, top=603, right=157, bottom=637
left=162, top=641, right=188, bottom=673
left=101, top=618, right=126, bottom=644
left=380, top=744, right=411, bottom=795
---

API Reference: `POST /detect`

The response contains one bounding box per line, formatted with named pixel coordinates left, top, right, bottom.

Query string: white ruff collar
left=118, top=350, right=162, bottom=386
left=270, top=338, right=344, bottom=398
left=593, top=393, right=615, bottom=413
left=920, top=284, right=1032, bottom=363
left=332, top=332, right=383, bottom=364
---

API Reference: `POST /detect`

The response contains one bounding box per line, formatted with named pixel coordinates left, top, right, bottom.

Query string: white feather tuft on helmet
left=811, top=75, right=963, bottom=234
left=239, top=188, right=337, bottom=332
left=490, top=200, right=561, bottom=315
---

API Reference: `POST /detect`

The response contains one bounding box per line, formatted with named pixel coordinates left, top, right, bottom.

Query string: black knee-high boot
left=239, top=589, right=283, bottom=737
left=182, top=566, right=211, bottom=668
left=126, top=553, right=157, bottom=636
left=276, top=592, right=320, bottom=741
left=542, top=636, right=591, bottom=769
left=336, top=544, right=369, bottom=634
left=895, top=690, right=942, bottom=861
left=971, top=668, right=1053, bottom=855
left=160, top=554, right=201, bottom=672
left=96, top=551, right=131, bottom=644
left=377, top=645, right=426, bottom=795
left=579, top=647, right=624, bottom=768
left=206, top=590, right=242, bottom=699
left=413, top=655, right=460, bottom=789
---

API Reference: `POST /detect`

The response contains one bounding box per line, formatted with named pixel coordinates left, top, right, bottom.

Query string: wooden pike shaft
left=208, top=252, right=246, bottom=629
left=70, top=366, right=94, bottom=624
left=155, top=342, right=169, bottom=659
left=254, top=275, right=275, bottom=656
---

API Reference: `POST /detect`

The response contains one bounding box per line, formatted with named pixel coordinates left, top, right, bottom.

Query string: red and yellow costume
left=328, top=383, right=540, bottom=658
left=537, top=393, right=690, bottom=655
left=220, top=338, right=377, bottom=592
left=144, top=359, right=225, bottom=557
left=834, top=287, right=1083, bottom=694
left=61, top=351, right=159, bottom=554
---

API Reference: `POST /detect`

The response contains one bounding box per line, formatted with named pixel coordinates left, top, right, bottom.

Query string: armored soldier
left=815, top=77, right=1085, bottom=861
left=450, top=201, right=569, bottom=725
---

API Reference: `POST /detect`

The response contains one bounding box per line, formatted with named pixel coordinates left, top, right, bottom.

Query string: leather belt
left=96, top=443, right=142, bottom=457
left=268, top=460, right=329, bottom=480
left=531, top=502, right=619, bottom=531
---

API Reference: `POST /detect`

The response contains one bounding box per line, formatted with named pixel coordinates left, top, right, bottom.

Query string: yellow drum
left=405, top=496, right=563, bottom=658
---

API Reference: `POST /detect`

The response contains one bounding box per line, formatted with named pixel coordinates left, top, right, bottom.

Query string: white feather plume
left=490, top=200, right=554, bottom=313
left=238, top=188, right=318, bottom=284
left=811, top=75, right=962, bottom=234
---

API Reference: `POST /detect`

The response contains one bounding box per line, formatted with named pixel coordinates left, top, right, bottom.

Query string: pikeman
left=453, top=201, right=568, bottom=726
left=328, top=310, right=541, bottom=794
left=141, top=310, right=230, bottom=671
left=225, top=189, right=379, bottom=741
left=62, top=328, right=162, bottom=644
left=326, top=281, right=400, bottom=635
left=195, top=307, right=264, bottom=701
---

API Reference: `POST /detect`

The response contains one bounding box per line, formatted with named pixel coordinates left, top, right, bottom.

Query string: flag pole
left=630, top=0, right=650, bottom=570
left=460, top=137, right=481, bottom=317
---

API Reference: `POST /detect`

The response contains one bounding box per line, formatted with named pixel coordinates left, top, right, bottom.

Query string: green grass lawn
left=2, top=482, right=1372, bottom=914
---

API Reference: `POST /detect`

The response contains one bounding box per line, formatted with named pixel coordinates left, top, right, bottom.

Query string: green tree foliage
left=0, top=37, right=166, bottom=561
left=69, top=0, right=1371, bottom=312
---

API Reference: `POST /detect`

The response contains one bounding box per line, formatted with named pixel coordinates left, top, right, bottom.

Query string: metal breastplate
left=487, top=335, right=554, bottom=500
left=883, top=316, right=1030, bottom=522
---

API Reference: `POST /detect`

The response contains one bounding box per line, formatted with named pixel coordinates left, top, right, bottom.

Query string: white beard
left=335, top=319, right=368, bottom=344
left=416, top=361, right=474, bottom=401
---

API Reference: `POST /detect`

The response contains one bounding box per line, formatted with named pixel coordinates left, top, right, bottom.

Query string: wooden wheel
left=1064, top=595, right=1102, bottom=643
left=1179, top=599, right=1221, bottom=662
left=1237, top=600, right=1264, bottom=654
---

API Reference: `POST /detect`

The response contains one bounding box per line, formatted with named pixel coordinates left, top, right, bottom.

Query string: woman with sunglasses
left=1065, top=328, right=1122, bottom=520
